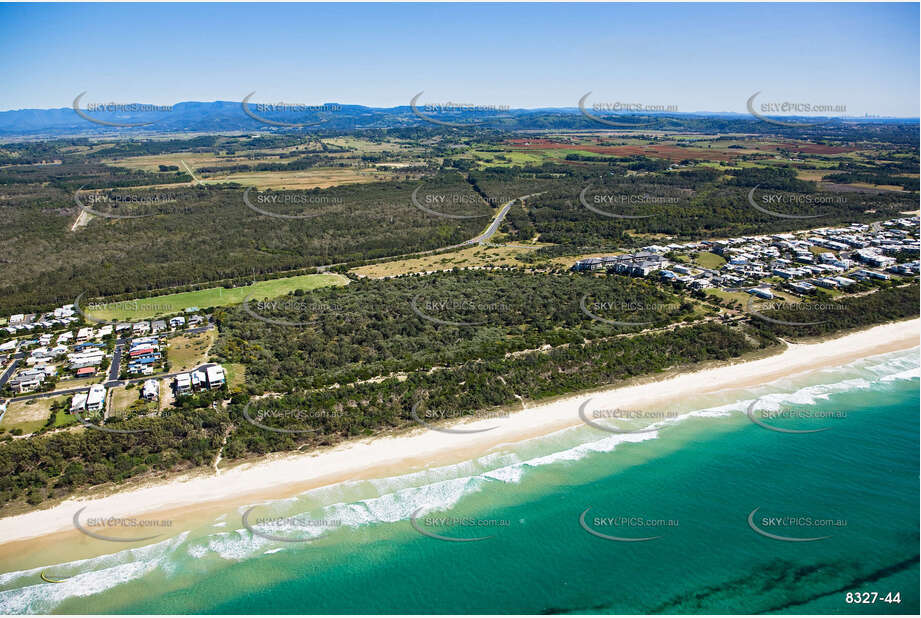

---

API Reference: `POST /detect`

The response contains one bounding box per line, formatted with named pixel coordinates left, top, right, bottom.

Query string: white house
left=142, top=379, right=159, bottom=401
left=86, top=384, right=107, bottom=412
left=206, top=365, right=226, bottom=388
left=70, top=392, right=88, bottom=412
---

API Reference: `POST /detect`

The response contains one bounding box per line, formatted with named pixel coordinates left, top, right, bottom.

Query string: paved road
left=0, top=353, right=24, bottom=389
left=108, top=340, right=125, bottom=382
left=465, top=192, right=545, bottom=246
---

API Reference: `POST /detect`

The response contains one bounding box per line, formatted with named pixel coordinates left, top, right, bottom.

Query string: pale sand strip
left=0, top=318, right=917, bottom=548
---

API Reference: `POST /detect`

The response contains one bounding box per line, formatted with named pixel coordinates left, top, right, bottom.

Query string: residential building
left=142, top=379, right=159, bottom=401
left=174, top=373, right=192, bottom=395
left=86, top=384, right=106, bottom=412
left=70, top=392, right=88, bottom=412
left=206, top=365, right=226, bottom=388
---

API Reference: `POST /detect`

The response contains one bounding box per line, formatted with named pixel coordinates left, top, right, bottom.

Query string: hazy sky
left=1, top=2, right=918, bottom=116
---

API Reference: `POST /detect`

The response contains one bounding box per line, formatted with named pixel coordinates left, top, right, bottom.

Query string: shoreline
left=0, top=318, right=918, bottom=552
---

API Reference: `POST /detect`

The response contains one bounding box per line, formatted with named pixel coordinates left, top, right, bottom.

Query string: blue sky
left=0, top=2, right=918, bottom=116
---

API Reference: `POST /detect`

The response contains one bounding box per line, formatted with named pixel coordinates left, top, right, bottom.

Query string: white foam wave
left=0, top=532, right=188, bottom=614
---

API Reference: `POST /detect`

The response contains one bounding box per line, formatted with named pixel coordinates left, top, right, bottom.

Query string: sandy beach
left=0, top=318, right=918, bottom=550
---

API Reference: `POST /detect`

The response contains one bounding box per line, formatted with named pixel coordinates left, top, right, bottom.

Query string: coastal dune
left=0, top=318, right=917, bottom=548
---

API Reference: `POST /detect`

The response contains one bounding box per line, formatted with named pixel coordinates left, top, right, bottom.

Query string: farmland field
left=198, top=167, right=392, bottom=189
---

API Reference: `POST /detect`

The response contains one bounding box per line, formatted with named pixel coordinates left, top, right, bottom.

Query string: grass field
left=55, top=375, right=104, bottom=390
left=167, top=330, right=216, bottom=372
left=325, top=136, right=418, bottom=154
left=224, top=362, right=246, bottom=389
left=109, top=385, right=158, bottom=417
left=351, top=245, right=538, bottom=278
left=102, top=146, right=318, bottom=173
left=0, top=396, right=68, bottom=434
left=198, top=168, right=391, bottom=190
left=706, top=288, right=800, bottom=307
left=49, top=407, right=80, bottom=429
left=84, top=273, right=348, bottom=321
left=693, top=252, right=727, bottom=269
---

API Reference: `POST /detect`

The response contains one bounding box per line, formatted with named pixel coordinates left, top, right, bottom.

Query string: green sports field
left=84, top=273, right=348, bottom=321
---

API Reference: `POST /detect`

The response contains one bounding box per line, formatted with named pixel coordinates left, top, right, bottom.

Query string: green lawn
left=84, top=273, right=348, bottom=321
left=50, top=408, right=80, bottom=429
left=694, top=252, right=727, bottom=269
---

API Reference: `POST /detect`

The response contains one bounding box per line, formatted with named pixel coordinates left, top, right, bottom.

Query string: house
left=85, top=384, right=106, bottom=412
left=129, top=346, right=157, bottom=358
left=142, top=379, right=159, bottom=401
left=70, top=392, right=88, bottom=412
left=573, top=258, right=603, bottom=272
left=151, top=320, right=167, bottom=334
left=187, top=314, right=205, bottom=326
left=772, top=268, right=796, bottom=279
left=832, top=276, right=856, bottom=288
left=659, top=270, right=677, bottom=281
left=191, top=370, right=207, bottom=390
left=75, top=367, right=96, bottom=378
left=169, top=316, right=186, bottom=328
left=747, top=288, right=774, bottom=299
left=9, top=369, right=45, bottom=393
left=76, top=327, right=94, bottom=343
left=206, top=365, right=226, bottom=388
left=789, top=281, right=816, bottom=294
left=68, top=349, right=105, bottom=370
left=174, top=373, right=192, bottom=395
left=133, top=322, right=150, bottom=335
left=128, top=364, right=154, bottom=376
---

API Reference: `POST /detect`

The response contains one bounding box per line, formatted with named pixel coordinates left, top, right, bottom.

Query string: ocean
left=1, top=347, right=918, bottom=615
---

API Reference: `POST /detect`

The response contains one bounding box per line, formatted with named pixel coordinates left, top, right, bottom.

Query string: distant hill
left=0, top=99, right=916, bottom=138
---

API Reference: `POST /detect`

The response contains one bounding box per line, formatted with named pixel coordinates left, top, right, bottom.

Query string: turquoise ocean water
left=1, top=347, right=918, bottom=614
